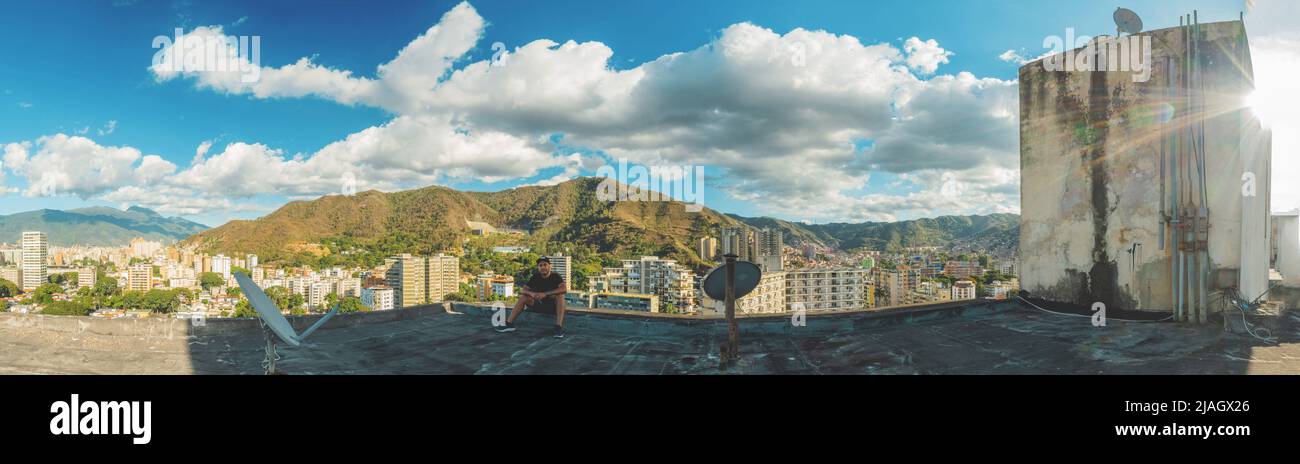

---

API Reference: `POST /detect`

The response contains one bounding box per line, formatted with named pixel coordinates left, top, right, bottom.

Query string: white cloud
left=903, top=37, right=953, bottom=74
left=65, top=1, right=1018, bottom=221
left=150, top=1, right=483, bottom=114
left=2, top=134, right=176, bottom=199
left=998, top=49, right=1029, bottom=65
left=98, top=120, right=117, bottom=136
left=193, top=140, right=212, bottom=165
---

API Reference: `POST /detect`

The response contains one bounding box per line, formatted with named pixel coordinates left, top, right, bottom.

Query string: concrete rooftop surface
left=2, top=300, right=1299, bottom=374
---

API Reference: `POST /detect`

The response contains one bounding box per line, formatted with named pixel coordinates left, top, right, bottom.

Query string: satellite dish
left=234, top=272, right=338, bottom=373
left=701, top=261, right=762, bottom=301
left=1114, top=7, right=1143, bottom=35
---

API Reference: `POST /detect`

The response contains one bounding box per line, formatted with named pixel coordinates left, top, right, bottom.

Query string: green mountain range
left=0, top=206, right=209, bottom=247
left=183, top=177, right=1019, bottom=266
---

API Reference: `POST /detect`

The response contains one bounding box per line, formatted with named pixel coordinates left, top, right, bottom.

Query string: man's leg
left=555, top=295, right=566, bottom=328
left=507, top=294, right=532, bottom=324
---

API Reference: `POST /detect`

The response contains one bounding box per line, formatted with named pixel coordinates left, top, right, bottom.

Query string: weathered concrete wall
left=1019, top=20, right=1270, bottom=311
left=1276, top=214, right=1300, bottom=286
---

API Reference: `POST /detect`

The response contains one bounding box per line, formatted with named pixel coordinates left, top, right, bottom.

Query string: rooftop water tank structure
left=1018, top=14, right=1272, bottom=322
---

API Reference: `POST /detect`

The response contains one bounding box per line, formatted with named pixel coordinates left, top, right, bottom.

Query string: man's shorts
left=526, top=295, right=558, bottom=315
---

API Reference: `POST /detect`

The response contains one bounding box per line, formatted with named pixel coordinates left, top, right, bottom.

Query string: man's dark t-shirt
left=525, top=272, right=564, bottom=311
left=526, top=272, right=565, bottom=295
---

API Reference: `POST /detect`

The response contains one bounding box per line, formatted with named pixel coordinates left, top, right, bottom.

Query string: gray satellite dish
left=234, top=272, right=337, bottom=373
left=1114, top=7, right=1143, bottom=35
left=701, top=261, right=762, bottom=300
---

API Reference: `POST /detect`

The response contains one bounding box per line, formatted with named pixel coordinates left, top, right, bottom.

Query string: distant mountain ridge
left=0, top=206, right=208, bottom=246
left=760, top=213, right=1021, bottom=256
left=183, top=177, right=1019, bottom=265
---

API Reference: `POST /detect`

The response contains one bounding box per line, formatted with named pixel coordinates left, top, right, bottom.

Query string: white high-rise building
left=20, top=231, right=47, bottom=292
left=756, top=228, right=784, bottom=272
left=720, top=226, right=753, bottom=262
left=77, top=267, right=97, bottom=289
left=385, top=253, right=460, bottom=308
left=952, top=280, right=977, bottom=301
left=704, top=270, right=786, bottom=315
left=362, top=285, right=395, bottom=311
left=547, top=253, right=572, bottom=286
left=589, top=256, right=696, bottom=311
left=427, top=254, right=460, bottom=303
left=211, top=255, right=232, bottom=278
left=128, top=263, right=152, bottom=292
left=246, top=254, right=259, bottom=269
left=308, top=281, right=333, bottom=308
left=785, top=268, right=866, bottom=312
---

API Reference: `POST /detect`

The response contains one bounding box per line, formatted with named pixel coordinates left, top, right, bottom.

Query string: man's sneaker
left=495, top=322, right=516, bottom=333
left=551, top=325, right=566, bottom=338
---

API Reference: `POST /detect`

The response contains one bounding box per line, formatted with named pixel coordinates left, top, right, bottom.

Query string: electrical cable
left=1016, top=296, right=1174, bottom=323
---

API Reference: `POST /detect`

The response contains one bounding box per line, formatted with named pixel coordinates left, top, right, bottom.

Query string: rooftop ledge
left=2, top=297, right=1298, bottom=375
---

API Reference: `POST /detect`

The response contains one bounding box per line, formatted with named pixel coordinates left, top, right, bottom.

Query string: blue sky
left=1, top=0, right=1288, bottom=228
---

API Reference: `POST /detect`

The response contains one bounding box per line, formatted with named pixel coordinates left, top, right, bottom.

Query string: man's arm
left=543, top=282, right=567, bottom=297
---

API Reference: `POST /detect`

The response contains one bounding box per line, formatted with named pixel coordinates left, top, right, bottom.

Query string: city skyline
left=3, top=0, right=1295, bottom=229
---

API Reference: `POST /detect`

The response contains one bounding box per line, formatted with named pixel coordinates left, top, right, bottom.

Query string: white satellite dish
left=235, top=272, right=338, bottom=373
left=1114, top=7, right=1143, bottom=35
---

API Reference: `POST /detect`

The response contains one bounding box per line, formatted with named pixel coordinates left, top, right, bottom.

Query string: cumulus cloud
left=902, top=37, right=953, bottom=74
left=167, top=115, right=552, bottom=198
left=17, top=0, right=1020, bottom=222
left=998, top=49, right=1030, bottom=65
left=149, top=1, right=483, bottom=114
left=2, top=134, right=176, bottom=199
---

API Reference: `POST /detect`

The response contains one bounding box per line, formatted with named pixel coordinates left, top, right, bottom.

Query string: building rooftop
left=1, top=300, right=1298, bottom=374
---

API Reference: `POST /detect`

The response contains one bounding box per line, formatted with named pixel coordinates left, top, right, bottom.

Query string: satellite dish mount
left=702, top=254, right=762, bottom=369
left=235, top=273, right=338, bottom=374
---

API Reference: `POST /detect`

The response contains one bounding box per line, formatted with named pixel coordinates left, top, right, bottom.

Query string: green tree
left=0, top=300, right=9, bottom=312
left=91, top=277, right=121, bottom=309
left=288, top=294, right=305, bottom=314
left=0, top=278, right=20, bottom=298
left=32, top=283, right=64, bottom=304
left=112, top=291, right=146, bottom=310
left=264, top=286, right=293, bottom=310
left=142, top=289, right=182, bottom=314
left=336, top=296, right=369, bottom=314
left=233, top=299, right=258, bottom=318
left=199, top=272, right=226, bottom=291
left=49, top=272, right=78, bottom=287
left=42, top=301, right=92, bottom=316
left=324, top=292, right=340, bottom=310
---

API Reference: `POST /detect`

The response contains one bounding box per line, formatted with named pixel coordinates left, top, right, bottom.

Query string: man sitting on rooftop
left=495, top=256, right=568, bottom=338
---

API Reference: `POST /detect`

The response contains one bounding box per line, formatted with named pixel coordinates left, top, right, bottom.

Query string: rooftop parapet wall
left=0, top=300, right=1014, bottom=374
left=5, top=299, right=1300, bottom=374
left=1018, top=20, right=1271, bottom=312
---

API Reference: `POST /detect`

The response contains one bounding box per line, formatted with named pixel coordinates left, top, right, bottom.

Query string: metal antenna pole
left=261, top=321, right=280, bottom=375
left=721, top=253, right=739, bottom=369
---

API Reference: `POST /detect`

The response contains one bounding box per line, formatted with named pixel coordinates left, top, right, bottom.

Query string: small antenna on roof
left=1114, top=7, right=1144, bottom=36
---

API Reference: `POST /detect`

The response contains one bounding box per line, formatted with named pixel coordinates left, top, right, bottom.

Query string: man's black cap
left=537, top=256, right=551, bottom=264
